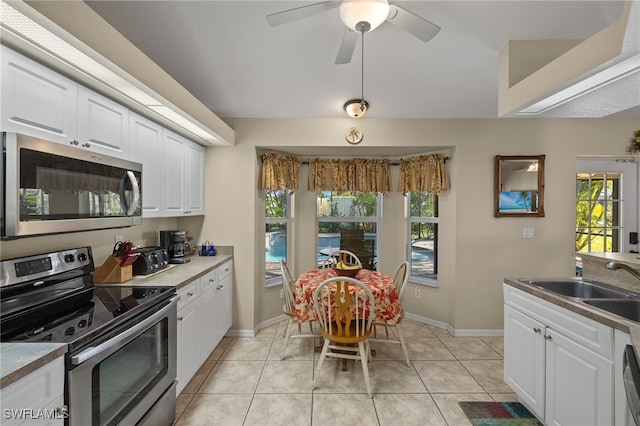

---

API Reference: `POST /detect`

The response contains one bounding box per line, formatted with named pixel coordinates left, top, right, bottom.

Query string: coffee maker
left=160, top=230, right=191, bottom=264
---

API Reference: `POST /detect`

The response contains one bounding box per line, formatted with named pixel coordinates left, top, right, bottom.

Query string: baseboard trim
left=236, top=313, right=504, bottom=338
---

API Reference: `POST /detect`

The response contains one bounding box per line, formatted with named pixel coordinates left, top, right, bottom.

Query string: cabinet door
left=76, top=86, right=129, bottom=158
left=163, top=130, right=186, bottom=215
left=0, top=357, right=65, bottom=426
left=546, top=328, right=614, bottom=426
left=217, top=274, right=233, bottom=340
left=184, top=141, right=205, bottom=215
left=130, top=113, right=164, bottom=217
left=199, top=286, right=219, bottom=362
left=1, top=46, right=77, bottom=144
left=176, top=300, right=200, bottom=395
left=504, top=305, right=546, bottom=419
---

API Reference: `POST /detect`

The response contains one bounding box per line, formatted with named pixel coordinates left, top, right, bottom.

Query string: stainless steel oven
left=1, top=132, right=142, bottom=238
left=0, top=248, right=177, bottom=426
left=68, top=294, right=178, bottom=426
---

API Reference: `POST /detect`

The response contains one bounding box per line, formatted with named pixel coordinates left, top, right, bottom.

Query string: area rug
left=458, top=401, right=543, bottom=426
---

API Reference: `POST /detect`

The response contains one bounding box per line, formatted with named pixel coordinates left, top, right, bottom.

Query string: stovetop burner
left=0, top=247, right=175, bottom=353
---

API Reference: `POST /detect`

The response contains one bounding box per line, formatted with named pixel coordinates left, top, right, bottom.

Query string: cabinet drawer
left=200, top=269, right=219, bottom=293
left=1, top=357, right=65, bottom=426
left=177, top=281, right=200, bottom=311
left=504, top=284, right=613, bottom=359
left=219, top=261, right=233, bottom=280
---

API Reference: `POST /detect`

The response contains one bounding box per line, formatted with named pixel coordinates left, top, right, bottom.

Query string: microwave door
left=3, top=132, right=142, bottom=238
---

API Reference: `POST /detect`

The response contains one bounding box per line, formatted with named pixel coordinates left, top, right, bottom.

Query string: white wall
left=201, top=117, right=638, bottom=334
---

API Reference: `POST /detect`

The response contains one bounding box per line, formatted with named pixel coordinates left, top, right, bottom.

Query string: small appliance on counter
left=132, top=246, right=170, bottom=275
left=160, top=230, right=191, bottom=264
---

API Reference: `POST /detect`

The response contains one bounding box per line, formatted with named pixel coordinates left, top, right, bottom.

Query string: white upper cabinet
left=76, top=86, right=129, bottom=157
left=131, top=112, right=164, bottom=217
left=1, top=46, right=77, bottom=144
left=163, top=129, right=187, bottom=216
left=1, top=46, right=129, bottom=158
left=185, top=141, right=205, bottom=215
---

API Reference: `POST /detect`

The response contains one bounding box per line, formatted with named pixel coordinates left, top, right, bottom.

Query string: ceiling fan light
left=339, top=0, right=390, bottom=32
left=344, top=99, right=369, bottom=118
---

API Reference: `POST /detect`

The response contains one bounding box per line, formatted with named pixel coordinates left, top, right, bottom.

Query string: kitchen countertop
left=0, top=251, right=233, bottom=389
left=1, top=343, right=67, bottom=389
left=95, top=253, right=233, bottom=290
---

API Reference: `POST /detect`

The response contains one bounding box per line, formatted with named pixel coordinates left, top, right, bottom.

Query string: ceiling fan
left=266, top=0, right=441, bottom=64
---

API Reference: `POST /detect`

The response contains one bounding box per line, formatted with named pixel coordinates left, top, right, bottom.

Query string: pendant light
left=344, top=22, right=370, bottom=118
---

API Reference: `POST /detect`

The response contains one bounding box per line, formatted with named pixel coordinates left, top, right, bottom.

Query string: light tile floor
left=174, top=318, right=516, bottom=426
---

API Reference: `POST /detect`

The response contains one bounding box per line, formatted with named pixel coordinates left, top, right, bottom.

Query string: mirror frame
left=494, top=155, right=545, bottom=217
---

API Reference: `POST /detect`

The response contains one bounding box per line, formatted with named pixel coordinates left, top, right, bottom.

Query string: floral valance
left=258, top=152, right=301, bottom=191
left=398, top=154, right=450, bottom=195
left=308, top=158, right=391, bottom=194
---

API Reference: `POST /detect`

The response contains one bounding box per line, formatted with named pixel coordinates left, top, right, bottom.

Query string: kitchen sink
left=518, top=278, right=635, bottom=299
left=583, top=299, right=640, bottom=322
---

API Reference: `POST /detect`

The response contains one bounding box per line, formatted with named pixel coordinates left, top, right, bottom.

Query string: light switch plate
left=523, top=227, right=535, bottom=239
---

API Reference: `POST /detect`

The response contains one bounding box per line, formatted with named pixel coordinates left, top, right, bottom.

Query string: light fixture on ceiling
left=344, top=21, right=370, bottom=118
left=527, top=162, right=538, bottom=172
left=339, top=0, right=390, bottom=32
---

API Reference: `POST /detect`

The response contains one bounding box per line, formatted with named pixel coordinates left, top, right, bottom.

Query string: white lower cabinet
left=176, top=282, right=201, bottom=395
left=176, top=261, right=233, bottom=395
left=504, top=284, right=617, bottom=426
left=0, top=357, right=65, bottom=426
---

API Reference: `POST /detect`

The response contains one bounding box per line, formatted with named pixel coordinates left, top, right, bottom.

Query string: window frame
left=407, top=191, right=439, bottom=287
left=316, top=191, right=382, bottom=270
left=264, top=190, right=292, bottom=287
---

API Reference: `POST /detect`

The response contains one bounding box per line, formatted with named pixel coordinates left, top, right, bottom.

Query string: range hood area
left=498, top=0, right=640, bottom=118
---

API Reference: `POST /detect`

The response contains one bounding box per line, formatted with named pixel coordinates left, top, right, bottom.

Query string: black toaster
left=132, top=246, right=169, bottom=276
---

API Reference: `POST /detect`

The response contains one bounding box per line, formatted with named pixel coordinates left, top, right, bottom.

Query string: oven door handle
left=71, top=295, right=179, bottom=366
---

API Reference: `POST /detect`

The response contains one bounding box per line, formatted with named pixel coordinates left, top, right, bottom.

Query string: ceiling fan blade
left=266, top=1, right=340, bottom=27
left=386, top=4, right=441, bottom=43
left=335, top=27, right=358, bottom=64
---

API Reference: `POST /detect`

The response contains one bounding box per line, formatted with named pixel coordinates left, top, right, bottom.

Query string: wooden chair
left=312, top=276, right=375, bottom=398
left=280, top=260, right=318, bottom=360
left=319, top=249, right=362, bottom=269
left=370, top=261, right=411, bottom=367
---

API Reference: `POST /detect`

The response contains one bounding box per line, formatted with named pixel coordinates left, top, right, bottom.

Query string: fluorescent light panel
left=0, top=1, right=218, bottom=143
left=516, top=53, right=640, bottom=115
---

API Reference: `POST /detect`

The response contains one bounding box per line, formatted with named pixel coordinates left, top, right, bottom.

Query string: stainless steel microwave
left=1, top=132, right=142, bottom=238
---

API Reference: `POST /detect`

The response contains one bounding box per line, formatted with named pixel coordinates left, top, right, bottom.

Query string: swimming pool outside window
left=265, top=190, right=290, bottom=284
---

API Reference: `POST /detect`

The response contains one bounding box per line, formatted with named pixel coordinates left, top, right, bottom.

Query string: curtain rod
left=297, top=156, right=449, bottom=166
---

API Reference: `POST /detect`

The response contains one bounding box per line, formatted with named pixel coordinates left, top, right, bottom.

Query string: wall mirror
left=494, top=155, right=545, bottom=217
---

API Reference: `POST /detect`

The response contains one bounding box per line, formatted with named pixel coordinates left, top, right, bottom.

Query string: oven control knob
left=64, top=254, right=75, bottom=263
left=78, top=253, right=87, bottom=262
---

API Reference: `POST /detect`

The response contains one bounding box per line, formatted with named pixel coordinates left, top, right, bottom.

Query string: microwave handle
left=119, top=171, right=140, bottom=216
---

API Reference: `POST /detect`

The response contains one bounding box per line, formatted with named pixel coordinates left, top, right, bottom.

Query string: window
left=265, top=190, right=290, bottom=284
left=408, top=191, right=438, bottom=284
left=317, top=191, right=380, bottom=270
left=576, top=172, right=622, bottom=254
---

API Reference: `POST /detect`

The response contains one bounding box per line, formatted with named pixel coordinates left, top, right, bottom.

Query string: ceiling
left=81, top=0, right=638, bottom=121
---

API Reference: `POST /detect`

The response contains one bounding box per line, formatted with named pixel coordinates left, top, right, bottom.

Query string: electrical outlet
left=279, top=289, right=284, bottom=299
left=414, top=287, right=421, bottom=299
left=115, top=235, right=124, bottom=243
left=523, top=227, right=535, bottom=239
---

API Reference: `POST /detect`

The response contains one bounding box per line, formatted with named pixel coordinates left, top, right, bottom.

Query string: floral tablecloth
left=294, top=268, right=402, bottom=324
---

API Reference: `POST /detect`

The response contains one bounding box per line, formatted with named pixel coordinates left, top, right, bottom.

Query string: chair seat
left=321, top=321, right=371, bottom=344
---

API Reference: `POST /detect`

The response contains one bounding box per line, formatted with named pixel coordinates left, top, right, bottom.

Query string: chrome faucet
left=606, top=261, right=640, bottom=280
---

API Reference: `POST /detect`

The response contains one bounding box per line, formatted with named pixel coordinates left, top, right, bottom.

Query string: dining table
left=294, top=267, right=402, bottom=325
